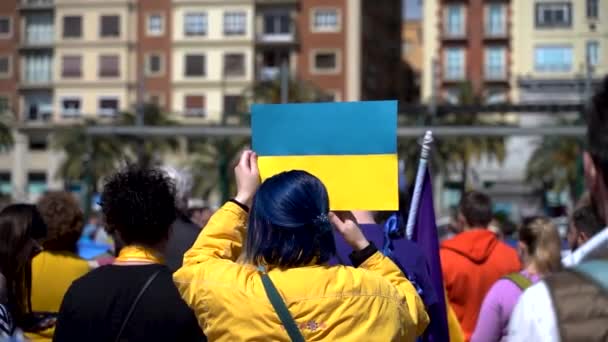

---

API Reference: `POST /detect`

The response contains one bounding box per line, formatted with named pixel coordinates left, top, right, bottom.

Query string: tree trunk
left=460, top=155, right=468, bottom=195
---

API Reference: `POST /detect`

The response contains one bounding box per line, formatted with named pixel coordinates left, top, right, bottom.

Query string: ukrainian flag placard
left=252, top=101, right=398, bottom=211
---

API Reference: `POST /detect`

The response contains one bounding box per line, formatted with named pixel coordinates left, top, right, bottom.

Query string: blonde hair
left=518, top=217, right=562, bottom=275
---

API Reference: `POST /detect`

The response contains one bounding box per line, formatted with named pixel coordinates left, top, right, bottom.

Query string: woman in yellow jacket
left=174, top=151, right=429, bottom=341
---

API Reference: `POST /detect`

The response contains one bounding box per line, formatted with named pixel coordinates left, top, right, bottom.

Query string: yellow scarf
left=114, top=245, right=164, bottom=265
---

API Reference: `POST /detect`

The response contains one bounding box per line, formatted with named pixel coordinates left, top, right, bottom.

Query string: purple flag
left=412, top=169, right=449, bottom=342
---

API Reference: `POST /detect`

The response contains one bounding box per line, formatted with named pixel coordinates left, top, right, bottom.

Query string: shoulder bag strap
left=114, top=269, right=161, bottom=342
left=260, top=271, right=305, bottom=342
left=502, top=273, right=533, bottom=291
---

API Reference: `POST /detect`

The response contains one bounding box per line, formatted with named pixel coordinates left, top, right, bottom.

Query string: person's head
left=37, top=191, right=84, bottom=253
left=518, top=217, right=562, bottom=275
left=457, top=191, right=493, bottom=231
left=161, top=166, right=193, bottom=213
left=584, top=76, right=608, bottom=225
left=88, top=212, right=100, bottom=225
left=244, top=170, right=335, bottom=268
left=188, top=206, right=213, bottom=228
left=568, top=205, right=604, bottom=251
left=0, top=204, right=46, bottom=325
left=100, top=166, right=177, bottom=250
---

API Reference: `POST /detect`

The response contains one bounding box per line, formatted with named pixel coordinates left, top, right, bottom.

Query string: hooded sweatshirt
left=440, top=229, right=521, bottom=341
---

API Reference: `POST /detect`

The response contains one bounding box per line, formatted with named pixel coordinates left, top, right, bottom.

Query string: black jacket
left=165, top=215, right=200, bottom=272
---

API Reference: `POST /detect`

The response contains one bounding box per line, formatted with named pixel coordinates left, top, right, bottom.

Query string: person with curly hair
left=28, top=191, right=90, bottom=341
left=54, top=167, right=204, bottom=342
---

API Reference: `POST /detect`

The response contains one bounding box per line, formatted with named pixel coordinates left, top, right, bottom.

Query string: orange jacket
left=440, top=229, right=521, bottom=342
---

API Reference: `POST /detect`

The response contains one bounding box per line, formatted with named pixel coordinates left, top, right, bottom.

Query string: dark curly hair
left=37, top=191, right=84, bottom=253
left=100, top=166, right=177, bottom=246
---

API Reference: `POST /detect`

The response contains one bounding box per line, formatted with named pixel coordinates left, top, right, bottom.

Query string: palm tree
left=188, top=77, right=331, bottom=203
left=525, top=118, right=583, bottom=203
left=119, top=104, right=180, bottom=169
left=53, top=119, right=126, bottom=193
left=0, top=108, right=14, bottom=151
left=399, top=82, right=507, bottom=193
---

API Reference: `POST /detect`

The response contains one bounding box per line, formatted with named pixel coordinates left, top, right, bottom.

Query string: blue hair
left=244, top=170, right=336, bottom=268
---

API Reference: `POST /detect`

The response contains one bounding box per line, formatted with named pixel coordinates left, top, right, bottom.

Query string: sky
left=403, top=0, right=422, bottom=20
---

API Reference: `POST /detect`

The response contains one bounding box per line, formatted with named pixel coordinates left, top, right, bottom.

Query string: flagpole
left=406, top=130, right=434, bottom=240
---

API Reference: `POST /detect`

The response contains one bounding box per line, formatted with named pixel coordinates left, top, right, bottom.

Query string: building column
left=47, top=147, right=64, bottom=191
left=11, top=130, right=27, bottom=202
left=346, top=0, right=361, bottom=101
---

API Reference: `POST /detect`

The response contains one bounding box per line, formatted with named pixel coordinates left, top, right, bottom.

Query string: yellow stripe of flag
left=258, top=154, right=399, bottom=211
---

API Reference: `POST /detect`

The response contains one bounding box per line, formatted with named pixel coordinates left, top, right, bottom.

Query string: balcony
left=19, top=0, right=54, bottom=11
left=257, top=12, right=298, bottom=46
left=442, top=29, right=466, bottom=42
left=256, top=32, right=297, bottom=45
left=22, top=103, right=53, bottom=125
left=485, top=68, right=507, bottom=82
left=259, top=66, right=280, bottom=81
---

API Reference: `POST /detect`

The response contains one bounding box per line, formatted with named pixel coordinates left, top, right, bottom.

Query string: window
left=0, top=173, right=10, bottom=195
left=0, top=96, right=9, bottom=114
left=63, top=16, right=82, bottom=38
left=146, top=93, right=164, bottom=106
left=0, top=16, right=12, bottom=38
left=587, top=41, right=599, bottom=67
left=534, top=46, right=572, bottom=72
left=445, top=5, right=465, bottom=36
left=98, top=97, right=119, bottom=116
left=312, top=9, right=339, bottom=32
left=147, top=14, right=164, bottom=36
left=62, top=55, right=82, bottom=78
left=25, top=13, right=53, bottom=44
left=485, top=4, right=506, bottom=36
left=485, top=47, right=506, bottom=79
left=224, top=11, right=246, bottom=36
left=224, top=53, right=245, bottom=77
left=0, top=56, right=10, bottom=78
left=587, top=0, right=599, bottom=19
left=184, top=95, right=206, bottom=116
left=24, top=54, right=52, bottom=83
left=312, top=51, right=339, bottom=73
left=29, top=136, right=48, bottom=151
left=536, top=3, right=571, bottom=28
left=184, top=13, right=207, bottom=36
left=146, top=53, right=164, bottom=76
left=99, top=55, right=120, bottom=77
left=223, top=95, right=243, bottom=115
left=61, top=97, right=82, bottom=117
left=444, top=48, right=465, bottom=80
left=263, top=12, right=290, bottom=35
left=184, top=54, right=205, bottom=77
left=27, top=173, right=47, bottom=195
left=100, top=15, right=120, bottom=37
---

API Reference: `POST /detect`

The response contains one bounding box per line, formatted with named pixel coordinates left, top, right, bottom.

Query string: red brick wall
left=137, top=0, right=172, bottom=111
left=0, top=0, right=19, bottom=117
left=296, top=0, right=347, bottom=99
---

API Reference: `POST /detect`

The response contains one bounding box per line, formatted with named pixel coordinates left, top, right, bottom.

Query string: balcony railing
left=485, top=68, right=507, bottom=81
left=19, top=0, right=53, bottom=9
left=259, top=66, right=280, bottom=81
left=256, top=32, right=296, bottom=44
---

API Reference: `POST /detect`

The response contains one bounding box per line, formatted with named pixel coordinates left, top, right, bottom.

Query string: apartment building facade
left=0, top=0, right=402, bottom=202
left=422, top=0, right=511, bottom=103
left=512, top=0, right=607, bottom=103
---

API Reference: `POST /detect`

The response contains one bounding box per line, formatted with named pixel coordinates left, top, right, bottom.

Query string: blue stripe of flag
left=252, top=101, right=397, bottom=156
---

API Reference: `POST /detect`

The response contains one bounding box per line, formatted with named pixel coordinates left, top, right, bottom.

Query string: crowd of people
left=0, top=76, right=606, bottom=341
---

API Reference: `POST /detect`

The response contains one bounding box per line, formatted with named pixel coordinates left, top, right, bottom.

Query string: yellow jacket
left=27, top=250, right=90, bottom=341
left=174, top=202, right=429, bottom=341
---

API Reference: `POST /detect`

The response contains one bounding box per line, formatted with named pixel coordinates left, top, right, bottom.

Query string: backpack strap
left=571, top=260, right=608, bottom=293
left=502, top=273, right=533, bottom=291
left=259, top=268, right=305, bottom=342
